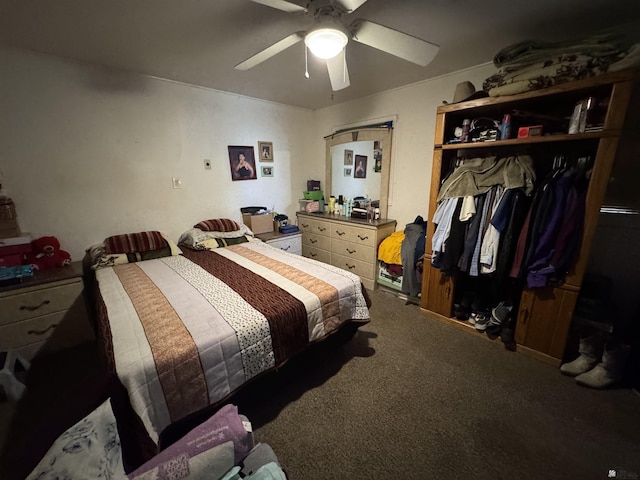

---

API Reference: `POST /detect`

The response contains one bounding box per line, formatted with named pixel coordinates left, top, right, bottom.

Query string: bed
left=88, top=224, right=371, bottom=469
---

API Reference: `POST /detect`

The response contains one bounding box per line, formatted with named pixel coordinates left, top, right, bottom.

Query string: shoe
left=473, top=309, right=490, bottom=331
left=575, top=342, right=630, bottom=389
left=560, top=333, right=604, bottom=377
left=486, top=301, right=512, bottom=339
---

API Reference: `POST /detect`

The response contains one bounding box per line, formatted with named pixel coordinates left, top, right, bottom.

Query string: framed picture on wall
left=261, top=166, right=273, bottom=177
left=374, top=141, right=382, bottom=172
left=344, top=168, right=352, bottom=177
left=354, top=154, right=367, bottom=178
left=344, top=149, right=353, bottom=166
left=258, top=141, right=273, bottom=161
left=228, top=146, right=257, bottom=181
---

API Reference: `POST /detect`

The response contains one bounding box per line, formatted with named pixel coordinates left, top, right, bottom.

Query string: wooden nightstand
left=0, top=261, right=95, bottom=361
left=255, top=230, right=302, bottom=255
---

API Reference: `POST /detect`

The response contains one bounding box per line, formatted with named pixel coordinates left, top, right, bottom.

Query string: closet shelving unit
left=420, top=70, right=639, bottom=366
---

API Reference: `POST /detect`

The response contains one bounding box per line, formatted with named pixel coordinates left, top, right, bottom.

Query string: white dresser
left=297, top=212, right=396, bottom=290
left=255, top=230, right=302, bottom=255
left=0, top=262, right=95, bottom=360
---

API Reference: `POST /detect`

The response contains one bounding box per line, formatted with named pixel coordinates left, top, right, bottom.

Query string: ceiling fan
left=235, top=0, right=440, bottom=91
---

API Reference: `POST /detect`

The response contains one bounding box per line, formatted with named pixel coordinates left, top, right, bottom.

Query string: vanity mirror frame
left=325, top=127, right=393, bottom=219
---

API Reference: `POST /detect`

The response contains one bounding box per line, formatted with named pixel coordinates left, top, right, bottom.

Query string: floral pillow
left=26, top=398, right=125, bottom=480
left=178, top=225, right=255, bottom=251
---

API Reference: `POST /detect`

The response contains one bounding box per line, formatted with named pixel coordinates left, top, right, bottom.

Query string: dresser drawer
left=298, top=217, right=327, bottom=235
left=330, top=224, right=376, bottom=247
left=331, top=253, right=375, bottom=280
left=302, top=245, right=331, bottom=264
left=0, top=281, right=83, bottom=326
left=267, top=235, right=301, bottom=254
left=331, top=238, right=374, bottom=264
left=303, top=232, right=332, bottom=251
left=0, top=311, right=64, bottom=350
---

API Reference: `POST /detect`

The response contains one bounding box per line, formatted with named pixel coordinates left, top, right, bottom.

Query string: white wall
left=313, top=63, right=496, bottom=231
left=0, top=47, right=316, bottom=259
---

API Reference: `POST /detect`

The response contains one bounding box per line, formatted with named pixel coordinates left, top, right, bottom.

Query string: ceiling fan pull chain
left=305, top=45, right=310, bottom=79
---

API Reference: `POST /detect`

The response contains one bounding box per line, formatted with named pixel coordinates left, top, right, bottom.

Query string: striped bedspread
left=96, top=241, right=370, bottom=443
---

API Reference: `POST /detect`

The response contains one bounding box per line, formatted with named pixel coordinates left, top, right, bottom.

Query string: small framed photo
left=344, top=149, right=353, bottom=166
left=344, top=168, right=352, bottom=177
left=354, top=154, right=367, bottom=178
left=261, top=166, right=273, bottom=177
left=228, top=146, right=257, bottom=181
left=258, top=141, right=273, bottom=161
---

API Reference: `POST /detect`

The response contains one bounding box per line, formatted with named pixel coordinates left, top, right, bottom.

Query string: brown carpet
left=1, top=288, right=639, bottom=480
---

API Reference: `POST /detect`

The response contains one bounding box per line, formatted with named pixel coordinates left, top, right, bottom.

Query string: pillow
left=105, top=231, right=169, bottom=254
left=178, top=225, right=255, bottom=250
left=87, top=232, right=182, bottom=270
left=195, top=218, right=241, bottom=233
left=178, top=228, right=256, bottom=251
left=26, top=399, right=126, bottom=480
left=128, top=404, right=253, bottom=480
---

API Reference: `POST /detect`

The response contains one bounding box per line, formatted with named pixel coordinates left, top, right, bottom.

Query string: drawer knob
left=357, top=235, right=369, bottom=241
left=318, top=226, right=326, bottom=232
left=282, top=246, right=291, bottom=251
left=28, top=323, right=58, bottom=336
left=310, top=253, right=317, bottom=258
left=346, top=264, right=356, bottom=270
left=310, top=238, right=317, bottom=244
left=347, top=248, right=356, bottom=254
left=336, top=231, right=345, bottom=236
left=20, top=299, right=51, bottom=312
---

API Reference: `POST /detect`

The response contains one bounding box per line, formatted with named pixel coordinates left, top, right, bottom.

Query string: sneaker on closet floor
left=473, top=309, right=491, bottom=331
left=486, top=302, right=513, bottom=339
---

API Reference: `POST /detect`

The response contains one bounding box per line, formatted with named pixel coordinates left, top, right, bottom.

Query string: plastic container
left=303, top=190, right=323, bottom=200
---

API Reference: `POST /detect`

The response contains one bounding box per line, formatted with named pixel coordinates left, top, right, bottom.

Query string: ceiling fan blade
left=334, top=0, right=368, bottom=13
left=351, top=19, right=439, bottom=67
left=326, top=49, right=350, bottom=91
left=248, top=0, right=307, bottom=13
left=235, top=32, right=305, bottom=70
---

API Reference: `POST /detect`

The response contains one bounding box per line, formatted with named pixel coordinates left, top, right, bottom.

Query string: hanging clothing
left=469, top=187, right=496, bottom=276
left=480, top=186, right=506, bottom=274
left=526, top=173, right=574, bottom=287
left=459, top=194, right=485, bottom=273
left=437, top=155, right=536, bottom=201
left=433, top=199, right=466, bottom=273
left=527, top=172, right=587, bottom=287
left=495, top=189, right=530, bottom=280
left=431, top=198, right=458, bottom=256
left=401, top=216, right=427, bottom=297
left=459, top=196, right=477, bottom=221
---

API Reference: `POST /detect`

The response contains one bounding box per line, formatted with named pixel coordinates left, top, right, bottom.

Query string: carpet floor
left=1, top=287, right=639, bottom=480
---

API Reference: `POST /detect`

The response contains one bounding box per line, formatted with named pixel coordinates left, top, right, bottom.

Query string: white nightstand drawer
left=0, top=281, right=83, bottom=326
left=268, top=235, right=301, bottom=254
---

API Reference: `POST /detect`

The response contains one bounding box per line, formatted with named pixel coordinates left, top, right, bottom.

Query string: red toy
left=25, top=236, right=71, bottom=270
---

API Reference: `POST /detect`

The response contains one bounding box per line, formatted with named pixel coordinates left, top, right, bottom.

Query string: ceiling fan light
left=305, top=28, right=348, bottom=59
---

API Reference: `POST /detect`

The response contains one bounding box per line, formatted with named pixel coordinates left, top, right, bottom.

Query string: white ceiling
left=1, top=0, right=640, bottom=110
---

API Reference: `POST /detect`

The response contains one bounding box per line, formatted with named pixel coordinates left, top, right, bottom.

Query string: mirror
left=325, top=127, right=393, bottom=219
